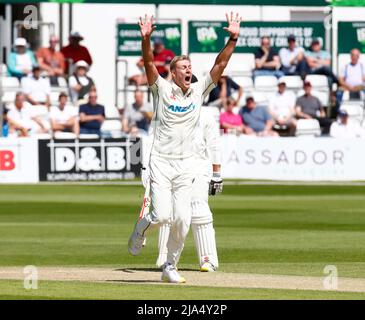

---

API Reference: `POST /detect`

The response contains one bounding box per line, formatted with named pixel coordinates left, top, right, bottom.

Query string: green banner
left=338, top=22, right=365, bottom=54
left=188, top=21, right=326, bottom=54
left=117, top=23, right=181, bottom=57
left=332, top=0, right=365, bottom=6
left=0, top=0, right=329, bottom=5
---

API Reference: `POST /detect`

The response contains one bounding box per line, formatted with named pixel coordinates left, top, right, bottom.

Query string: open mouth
left=185, top=76, right=191, bottom=82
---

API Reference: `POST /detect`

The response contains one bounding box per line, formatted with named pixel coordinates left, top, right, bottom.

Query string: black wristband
left=229, top=36, right=238, bottom=42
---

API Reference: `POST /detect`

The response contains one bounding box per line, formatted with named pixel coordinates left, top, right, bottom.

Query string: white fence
left=222, top=135, right=365, bottom=181
left=2, top=136, right=365, bottom=183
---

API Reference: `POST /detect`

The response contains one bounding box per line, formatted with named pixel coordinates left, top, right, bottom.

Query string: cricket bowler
left=128, top=12, right=242, bottom=283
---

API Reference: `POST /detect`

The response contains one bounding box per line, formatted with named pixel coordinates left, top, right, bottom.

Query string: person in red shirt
left=36, top=36, right=65, bottom=86
left=61, top=31, right=93, bottom=75
left=129, top=38, right=175, bottom=86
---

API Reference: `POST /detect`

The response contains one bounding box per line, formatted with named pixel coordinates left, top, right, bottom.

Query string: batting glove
left=141, top=166, right=150, bottom=189
left=209, top=172, right=223, bottom=196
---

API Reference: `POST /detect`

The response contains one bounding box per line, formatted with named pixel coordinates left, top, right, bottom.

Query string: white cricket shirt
left=193, top=107, right=221, bottom=176
left=149, top=74, right=216, bottom=159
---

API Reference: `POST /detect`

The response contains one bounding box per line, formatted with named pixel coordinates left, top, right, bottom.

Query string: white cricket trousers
left=136, top=154, right=194, bottom=267
left=157, top=171, right=219, bottom=268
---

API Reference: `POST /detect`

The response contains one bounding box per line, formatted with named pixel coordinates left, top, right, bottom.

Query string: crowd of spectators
left=2, top=31, right=365, bottom=139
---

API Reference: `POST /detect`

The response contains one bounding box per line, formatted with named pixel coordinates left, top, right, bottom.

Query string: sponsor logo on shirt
left=167, top=103, right=196, bottom=113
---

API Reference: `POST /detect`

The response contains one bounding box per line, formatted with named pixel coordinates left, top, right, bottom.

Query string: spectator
left=69, top=60, right=95, bottom=103
left=304, top=39, right=338, bottom=86
left=122, top=89, right=153, bottom=135
left=295, top=81, right=332, bottom=134
left=2, top=108, right=9, bottom=137
left=7, top=37, right=37, bottom=80
left=129, top=38, right=175, bottom=86
left=36, top=35, right=66, bottom=86
left=279, top=35, right=305, bottom=76
left=21, top=65, right=51, bottom=108
left=253, top=36, right=284, bottom=79
left=239, top=96, right=278, bottom=137
left=7, top=92, right=48, bottom=136
left=330, top=109, right=365, bottom=138
left=219, top=97, right=247, bottom=135
left=79, top=90, right=105, bottom=136
left=50, top=92, right=79, bottom=135
left=336, top=48, right=365, bottom=109
left=268, top=80, right=297, bottom=136
left=206, top=75, right=243, bottom=110
left=61, top=31, right=93, bottom=74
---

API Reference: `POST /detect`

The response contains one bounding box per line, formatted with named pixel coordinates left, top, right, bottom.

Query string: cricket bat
left=138, top=182, right=151, bottom=246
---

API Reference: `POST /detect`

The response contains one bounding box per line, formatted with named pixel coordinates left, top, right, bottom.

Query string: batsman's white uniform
left=157, top=108, right=221, bottom=268
left=134, top=74, right=216, bottom=267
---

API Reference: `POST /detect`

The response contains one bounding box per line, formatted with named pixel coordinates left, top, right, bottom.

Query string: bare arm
left=51, top=119, right=65, bottom=132
left=139, top=15, right=159, bottom=86
left=235, top=86, right=243, bottom=106
left=295, top=106, right=312, bottom=119
left=210, top=12, right=242, bottom=84
left=265, top=55, right=281, bottom=69
left=31, top=116, right=46, bottom=130
left=264, top=119, right=274, bottom=131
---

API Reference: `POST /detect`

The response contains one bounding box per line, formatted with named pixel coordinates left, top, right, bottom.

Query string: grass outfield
left=0, top=184, right=365, bottom=299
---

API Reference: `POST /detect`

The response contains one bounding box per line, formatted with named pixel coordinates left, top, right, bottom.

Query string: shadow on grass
left=115, top=267, right=198, bottom=273
left=106, top=280, right=162, bottom=284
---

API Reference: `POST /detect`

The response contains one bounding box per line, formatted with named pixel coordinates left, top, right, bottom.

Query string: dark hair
left=58, top=92, right=68, bottom=100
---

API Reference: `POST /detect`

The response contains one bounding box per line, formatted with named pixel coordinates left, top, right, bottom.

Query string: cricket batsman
left=144, top=107, right=222, bottom=272
left=128, top=12, right=242, bottom=283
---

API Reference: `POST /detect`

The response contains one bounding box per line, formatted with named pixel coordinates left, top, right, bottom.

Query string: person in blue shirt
left=239, top=96, right=278, bottom=137
left=7, top=38, right=37, bottom=80
left=79, top=90, right=105, bottom=136
left=304, top=39, right=338, bottom=86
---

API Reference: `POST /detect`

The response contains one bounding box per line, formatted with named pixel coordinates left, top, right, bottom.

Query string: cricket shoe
left=128, top=225, right=146, bottom=256
left=161, top=263, right=186, bottom=283
left=200, top=262, right=216, bottom=272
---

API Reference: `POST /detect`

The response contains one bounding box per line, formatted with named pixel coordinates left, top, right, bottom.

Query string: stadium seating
left=341, top=90, right=365, bottom=102
left=1, top=91, right=17, bottom=104
left=79, top=134, right=100, bottom=139
left=251, top=91, right=270, bottom=107
left=1, top=76, right=20, bottom=89
left=101, top=119, right=124, bottom=138
left=190, top=53, right=255, bottom=79
left=54, top=132, right=78, bottom=139
left=254, top=75, right=278, bottom=91
left=295, top=119, right=321, bottom=137
left=1, top=63, right=7, bottom=75
left=231, top=75, right=254, bottom=92
left=224, top=53, right=255, bottom=77
left=304, top=75, right=329, bottom=91
left=279, top=76, right=303, bottom=92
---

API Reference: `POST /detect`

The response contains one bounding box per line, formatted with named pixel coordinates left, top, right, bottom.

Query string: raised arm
left=210, top=12, right=242, bottom=84
left=139, top=15, right=159, bottom=86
